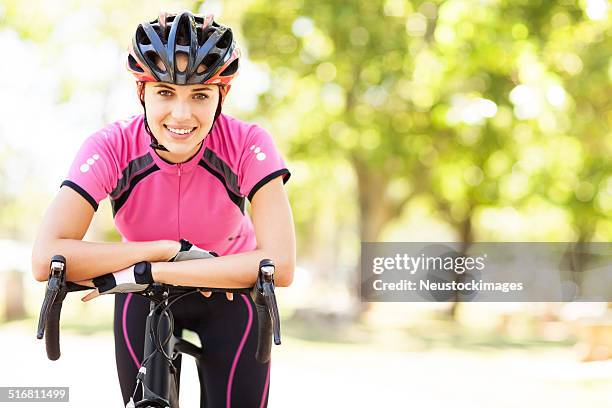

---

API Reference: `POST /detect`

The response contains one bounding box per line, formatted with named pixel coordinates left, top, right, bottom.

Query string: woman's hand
left=170, top=239, right=218, bottom=261
left=199, top=290, right=233, bottom=301
left=163, top=240, right=183, bottom=261
left=75, top=279, right=98, bottom=302
left=79, top=283, right=234, bottom=301
left=172, top=240, right=233, bottom=301
left=75, top=279, right=95, bottom=288
left=80, top=262, right=154, bottom=302
left=78, top=241, right=236, bottom=302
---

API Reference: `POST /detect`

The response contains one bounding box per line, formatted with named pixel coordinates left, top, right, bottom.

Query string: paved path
left=1, top=325, right=611, bottom=407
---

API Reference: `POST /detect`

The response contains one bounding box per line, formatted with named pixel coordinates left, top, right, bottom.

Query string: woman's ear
left=136, top=81, right=145, bottom=106
left=218, top=84, right=230, bottom=105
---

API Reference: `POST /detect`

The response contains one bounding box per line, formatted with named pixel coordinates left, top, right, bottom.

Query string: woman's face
left=143, top=80, right=219, bottom=163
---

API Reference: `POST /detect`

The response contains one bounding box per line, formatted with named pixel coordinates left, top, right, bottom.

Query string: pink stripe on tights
left=122, top=293, right=141, bottom=369
left=226, top=293, right=253, bottom=408
left=259, top=360, right=271, bottom=408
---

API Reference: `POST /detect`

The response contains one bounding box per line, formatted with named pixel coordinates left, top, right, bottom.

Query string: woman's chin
left=158, top=139, right=203, bottom=162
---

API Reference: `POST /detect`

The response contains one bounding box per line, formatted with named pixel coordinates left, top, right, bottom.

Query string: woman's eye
left=158, top=90, right=173, bottom=96
left=194, top=94, right=209, bottom=100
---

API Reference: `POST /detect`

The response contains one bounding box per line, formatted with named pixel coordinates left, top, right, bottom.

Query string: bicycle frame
left=134, top=283, right=246, bottom=407
left=138, top=283, right=187, bottom=407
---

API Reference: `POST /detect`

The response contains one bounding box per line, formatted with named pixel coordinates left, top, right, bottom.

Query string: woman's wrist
left=152, top=240, right=181, bottom=262
left=151, top=261, right=167, bottom=283
left=147, top=240, right=181, bottom=283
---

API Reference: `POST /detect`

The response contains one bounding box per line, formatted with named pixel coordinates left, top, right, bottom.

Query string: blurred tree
left=0, top=0, right=609, bottom=314
left=242, top=0, right=611, bottom=312
left=3, top=270, right=26, bottom=321
left=0, top=0, right=205, bottom=241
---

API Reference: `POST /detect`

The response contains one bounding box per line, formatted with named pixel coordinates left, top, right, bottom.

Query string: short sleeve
left=61, top=132, right=120, bottom=211
left=238, top=126, right=290, bottom=201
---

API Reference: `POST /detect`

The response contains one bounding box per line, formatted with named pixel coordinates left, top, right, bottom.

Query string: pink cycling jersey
left=62, top=113, right=290, bottom=255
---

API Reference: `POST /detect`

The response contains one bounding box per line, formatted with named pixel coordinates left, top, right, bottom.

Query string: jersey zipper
left=177, top=163, right=182, bottom=237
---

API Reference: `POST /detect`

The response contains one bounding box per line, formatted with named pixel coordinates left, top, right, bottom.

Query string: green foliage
left=243, top=0, right=611, bottom=249
left=1, top=0, right=609, bottom=274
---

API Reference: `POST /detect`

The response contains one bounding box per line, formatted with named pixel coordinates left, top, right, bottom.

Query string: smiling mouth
left=164, top=125, right=197, bottom=137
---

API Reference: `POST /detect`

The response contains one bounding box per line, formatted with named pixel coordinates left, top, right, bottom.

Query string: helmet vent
left=220, top=59, right=238, bottom=77
left=175, top=18, right=191, bottom=46
left=202, top=54, right=220, bottom=70
left=175, top=51, right=189, bottom=73
left=128, top=55, right=145, bottom=73
left=217, top=30, right=232, bottom=49
left=152, top=24, right=165, bottom=40
left=201, top=27, right=215, bottom=45
left=197, top=29, right=204, bottom=46
left=136, top=26, right=151, bottom=45
left=145, top=51, right=166, bottom=73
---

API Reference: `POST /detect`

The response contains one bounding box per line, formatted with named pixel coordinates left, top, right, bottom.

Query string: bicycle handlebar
left=252, top=259, right=282, bottom=363
left=36, top=255, right=281, bottom=363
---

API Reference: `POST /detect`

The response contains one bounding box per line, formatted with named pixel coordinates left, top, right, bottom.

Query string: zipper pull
left=177, top=163, right=182, bottom=177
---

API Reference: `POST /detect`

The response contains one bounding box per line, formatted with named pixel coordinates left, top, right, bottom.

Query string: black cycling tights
left=114, top=291, right=270, bottom=407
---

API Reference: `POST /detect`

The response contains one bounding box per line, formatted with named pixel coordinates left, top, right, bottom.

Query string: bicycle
left=36, top=255, right=282, bottom=408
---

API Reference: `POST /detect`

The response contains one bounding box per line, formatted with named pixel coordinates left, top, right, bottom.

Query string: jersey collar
left=147, top=139, right=207, bottom=175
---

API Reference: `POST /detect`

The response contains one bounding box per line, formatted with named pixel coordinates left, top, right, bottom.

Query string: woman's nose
left=171, top=101, right=192, bottom=121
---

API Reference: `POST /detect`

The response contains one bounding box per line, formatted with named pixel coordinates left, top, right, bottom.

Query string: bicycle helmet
left=127, top=11, right=240, bottom=150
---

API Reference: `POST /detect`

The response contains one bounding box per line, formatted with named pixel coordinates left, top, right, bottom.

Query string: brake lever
left=252, top=259, right=282, bottom=363
left=36, top=256, right=67, bottom=339
left=262, top=280, right=281, bottom=345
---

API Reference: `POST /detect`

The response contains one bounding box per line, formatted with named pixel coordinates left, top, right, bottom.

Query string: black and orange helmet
left=127, top=11, right=240, bottom=101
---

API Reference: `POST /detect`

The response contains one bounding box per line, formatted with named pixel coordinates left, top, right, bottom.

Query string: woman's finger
left=200, top=290, right=212, bottom=298
left=81, top=289, right=100, bottom=302
left=75, top=279, right=95, bottom=288
left=226, top=292, right=233, bottom=301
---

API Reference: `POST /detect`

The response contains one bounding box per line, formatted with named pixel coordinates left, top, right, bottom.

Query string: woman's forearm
left=32, top=239, right=179, bottom=282
left=151, top=249, right=294, bottom=288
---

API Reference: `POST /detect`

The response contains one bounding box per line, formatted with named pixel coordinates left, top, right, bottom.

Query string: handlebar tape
left=45, top=299, right=65, bottom=361
left=36, top=280, right=59, bottom=340
left=254, top=295, right=273, bottom=363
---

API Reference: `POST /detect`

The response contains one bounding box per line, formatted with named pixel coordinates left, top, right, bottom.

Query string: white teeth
left=167, top=127, right=194, bottom=135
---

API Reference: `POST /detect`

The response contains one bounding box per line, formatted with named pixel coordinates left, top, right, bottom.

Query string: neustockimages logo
left=361, top=242, right=612, bottom=301
left=372, top=253, right=487, bottom=275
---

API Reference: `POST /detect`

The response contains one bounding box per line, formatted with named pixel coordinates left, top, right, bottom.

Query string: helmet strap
left=138, top=82, right=224, bottom=153
left=138, top=85, right=170, bottom=152
left=145, top=117, right=170, bottom=152
left=210, top=85, right=225, bottom=130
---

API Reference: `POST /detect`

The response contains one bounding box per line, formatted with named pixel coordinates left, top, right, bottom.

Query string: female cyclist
left=31, top=11, right=295, bottom=407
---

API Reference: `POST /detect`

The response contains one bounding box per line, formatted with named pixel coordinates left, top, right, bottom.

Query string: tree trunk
left=352, top=159, right=396, bottom=316
left=4, top=270, right=26, bottom=321
left=448, top=216, right=473, bottom=319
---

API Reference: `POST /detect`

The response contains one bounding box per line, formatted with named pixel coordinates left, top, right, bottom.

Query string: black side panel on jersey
left=110, top=154, right=155, bottom=199
left=201, top=149, right=241, bottom=196
left=198, top=149, right=245, bottom=214
left=110, top=164, right=161, bottom=216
